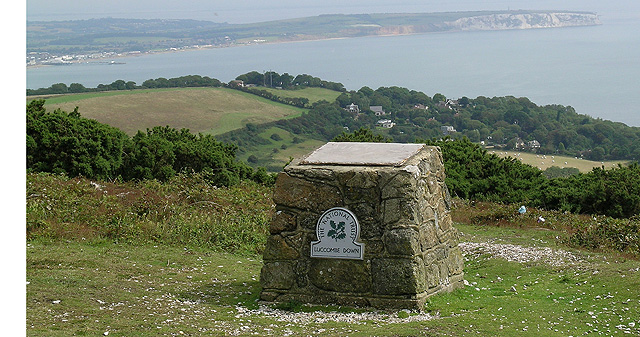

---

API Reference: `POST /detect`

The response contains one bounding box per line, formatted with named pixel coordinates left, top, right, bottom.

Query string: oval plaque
left=311, top=207, right=364, bottom=259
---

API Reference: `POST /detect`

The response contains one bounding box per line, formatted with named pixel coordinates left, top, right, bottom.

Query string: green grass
left=26, top=242, right=265, bottom=336
left=27, top=224, right=640, bottom=336
left=33, top=88, right=306, bottom=136
left=429, top=223, right=640, bottom=336
left=28, top=88, right=179, bottom=104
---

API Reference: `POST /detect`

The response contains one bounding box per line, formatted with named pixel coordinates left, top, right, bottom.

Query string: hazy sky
left=26, top=0, right=640, bottom=23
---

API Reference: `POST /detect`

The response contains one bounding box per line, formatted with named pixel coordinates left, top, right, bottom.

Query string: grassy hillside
left=491, top=150, right=629, bottom=172
left=36, top=88, right=306, bottom=136
left=31, top=86, right=340, bottom=170
left=238, top=126, right=326, bottom=171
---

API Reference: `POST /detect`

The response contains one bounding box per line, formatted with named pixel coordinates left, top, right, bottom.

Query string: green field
left=34, top=88, right=307, bottom=136
left=257, top=87, right=343, bottom=104
left=490, top=149, right=629, bottom=172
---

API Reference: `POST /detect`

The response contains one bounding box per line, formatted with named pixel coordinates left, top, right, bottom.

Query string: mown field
left=256, top=87, right=343, bottom=104
left=33, top=88, right=306, bottom=136
left=26, top=173, right=640, bottom=336
left=490, top=149, right=629, bottom=173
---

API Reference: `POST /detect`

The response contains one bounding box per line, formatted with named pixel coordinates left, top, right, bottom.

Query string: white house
left=347, top=103, right=360, bottom=113
left=377, top=119, right=396, bottom=128
left=527, top=140, right=541, bottom=149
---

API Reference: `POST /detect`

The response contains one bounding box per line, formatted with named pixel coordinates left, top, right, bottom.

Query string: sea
left=26, top=16, right=640, bottom=127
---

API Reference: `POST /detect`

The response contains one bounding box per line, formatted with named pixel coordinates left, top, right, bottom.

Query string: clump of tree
left=331, top=85, right=640, bottom=161
left=26, top=100, right=274, bottom=186
left=423, top=137, right=546, bottom=204
left=233, top=71, right=345, bottom=91
left=542, top=166, right=580, bottom=179
left=239, top=88, right=310, bottom=108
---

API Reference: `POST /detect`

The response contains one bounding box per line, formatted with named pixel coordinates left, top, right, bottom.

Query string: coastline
left=27, top=23, right=598, bottom=69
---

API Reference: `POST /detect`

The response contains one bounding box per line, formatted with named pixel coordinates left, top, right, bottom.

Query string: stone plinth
left=260, top=142, right=464, bottom=310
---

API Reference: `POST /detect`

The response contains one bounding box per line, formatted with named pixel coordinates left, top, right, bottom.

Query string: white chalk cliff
left=444, top=12, right=601, bottom=31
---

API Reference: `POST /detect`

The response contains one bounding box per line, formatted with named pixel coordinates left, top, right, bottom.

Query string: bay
left=26, top=19, right=640, bottom=126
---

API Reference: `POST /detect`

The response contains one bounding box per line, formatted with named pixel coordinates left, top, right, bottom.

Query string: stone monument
left=260, top=142, right=464, bottom=310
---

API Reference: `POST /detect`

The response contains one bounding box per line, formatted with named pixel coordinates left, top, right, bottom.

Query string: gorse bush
left=538, top=163, right=640, bottom=218
left=26, top=100, right=275, bottom=186
left=566, top=215, right=640, bottom=254
left=27, top=99, right=129, bottom=179
left=336, top=129, right=640, bottom=218
left=431, top=139, right=640, bottom=218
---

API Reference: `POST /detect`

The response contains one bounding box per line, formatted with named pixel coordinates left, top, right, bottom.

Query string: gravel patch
left=233, top=241, right=583, bottom=327
left=235, top=305, right=437, bottom=324
left=459, top=241, right=584, bottom=267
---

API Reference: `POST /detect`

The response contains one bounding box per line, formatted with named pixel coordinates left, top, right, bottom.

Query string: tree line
left=27, top=100, right=274, bottom=186
left=28, top=71, right=640, bottom=163
left=26, top=75, right=223, bottom=96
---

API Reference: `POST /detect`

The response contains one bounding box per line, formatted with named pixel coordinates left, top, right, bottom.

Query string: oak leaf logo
left=327, top=220, right=346, bottom=241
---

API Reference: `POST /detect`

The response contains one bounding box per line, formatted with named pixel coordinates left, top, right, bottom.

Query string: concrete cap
left=300, top=142, right=426, bottom=166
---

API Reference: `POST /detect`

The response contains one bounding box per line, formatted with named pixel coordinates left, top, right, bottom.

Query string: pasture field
left=490, top=149, right=629, bottom=172
left=256, top=87, right=343, bottom=104
left=34, top=88, right=306, bottom=136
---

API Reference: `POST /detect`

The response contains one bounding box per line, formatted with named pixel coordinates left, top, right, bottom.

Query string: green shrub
left=422, top=137, right=545, bottom=204
left=538, top=164, right=640, bottom=218
left=27, top=100, right=129, bottom=180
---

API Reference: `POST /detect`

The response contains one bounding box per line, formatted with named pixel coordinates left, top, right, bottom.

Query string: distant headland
left=27, top=10, right=599, bottom=67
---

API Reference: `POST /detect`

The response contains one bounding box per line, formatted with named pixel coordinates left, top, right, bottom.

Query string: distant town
left=27, top=45, right=219, bottom=67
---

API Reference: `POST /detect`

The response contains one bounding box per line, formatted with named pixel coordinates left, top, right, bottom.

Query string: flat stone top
left=300, top=142, right=426, bottom=166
